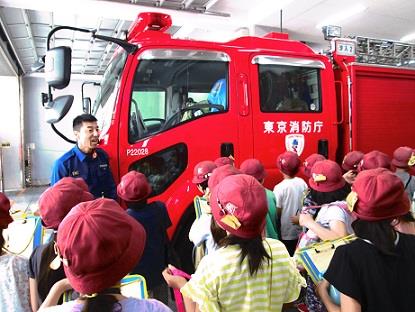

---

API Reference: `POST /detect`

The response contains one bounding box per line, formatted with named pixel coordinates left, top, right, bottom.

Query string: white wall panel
left=23, top=76, right=99, bottom=186
left=0, top=76, right=22, bottom=190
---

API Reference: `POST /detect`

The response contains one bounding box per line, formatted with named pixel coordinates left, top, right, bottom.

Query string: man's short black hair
left=73, top=114, right=98, bottom=131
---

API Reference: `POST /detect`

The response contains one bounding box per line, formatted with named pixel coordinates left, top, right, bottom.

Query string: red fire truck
left=43, top=12, right=415, bottom=271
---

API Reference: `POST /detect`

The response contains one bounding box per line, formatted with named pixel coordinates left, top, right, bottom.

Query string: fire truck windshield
left=128, top=57, right=228, bottom=143
left=92, top=50, right=128, bottom=134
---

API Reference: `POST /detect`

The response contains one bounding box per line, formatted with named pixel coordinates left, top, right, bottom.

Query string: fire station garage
left=0, top=1, right=415, bottom=311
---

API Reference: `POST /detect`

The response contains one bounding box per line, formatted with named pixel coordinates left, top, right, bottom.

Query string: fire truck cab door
left=249, top=54, right=337, bottom=188
left=118, top=48, right=237, bottom=205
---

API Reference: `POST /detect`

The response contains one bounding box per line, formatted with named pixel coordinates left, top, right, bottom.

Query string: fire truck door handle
left=221, top=143, right=234, bottom=158
left=318, top=139, right=329, bottom=159
left=237, top=73, right=249, bottom=116
left=334, top=81, right=344, bottom=125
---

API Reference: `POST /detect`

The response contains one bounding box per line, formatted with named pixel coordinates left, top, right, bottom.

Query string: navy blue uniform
left=50, top=145, right=117, bottom=199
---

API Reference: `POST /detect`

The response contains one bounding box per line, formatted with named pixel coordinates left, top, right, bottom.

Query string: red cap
left=211, top=174, right=267, bottom=239
left=342, top=151, right=364, bottom=171
left=61, top=177, right=89, bottom=192
left=214, top=157, right=234, bottom=167
left=358, top=150, right=391, bottom=171
left=0, top=192, right=12, bottom=229
left=349, top=168, right=410, bottom=221
left=117, top=171, right=152, bottom=202
left=302, top=154, right=326, bottom=178
left=39, top=178, right=94, bottom=230
left=240, top=158, right=266, bottom=181
left=208, top=165, right=241, bottom=191
left=57, top=198, right=146, bottom=294
left=309, top=160, right=346, bottom=192
left=392, top=146, right=415, bottom=168
left=276, top=151, right=301, bottom=176
left=192, top=161, right=217, bottom=184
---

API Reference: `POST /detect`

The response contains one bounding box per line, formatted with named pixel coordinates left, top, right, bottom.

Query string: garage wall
left=23, top=76, right=99, bottom=186
left=0, top=76, right=23, bottom=190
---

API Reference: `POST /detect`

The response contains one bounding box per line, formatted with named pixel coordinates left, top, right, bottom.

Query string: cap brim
left=391, top=159, right=409, bottom=168
left=192, top=177, right=206, bottom=184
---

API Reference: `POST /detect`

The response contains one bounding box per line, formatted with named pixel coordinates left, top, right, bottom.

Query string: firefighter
left=50, top=114, right=117, bottom=199
left=207, top=78, right=227, bottom=111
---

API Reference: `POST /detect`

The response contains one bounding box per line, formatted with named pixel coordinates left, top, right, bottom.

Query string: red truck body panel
left=351, top=64, right=415, bottom=155
left=336, top=63, right=415, bottom=157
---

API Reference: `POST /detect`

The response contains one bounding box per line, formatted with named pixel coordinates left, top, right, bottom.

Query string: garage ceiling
left=0, top=0, right=414, bottom=76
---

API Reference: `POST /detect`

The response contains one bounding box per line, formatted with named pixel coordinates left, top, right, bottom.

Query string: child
left=208, top=164, right=241, bottom=191
left=38, top=198, right=171, bottom=312
left=0, top=192, right=31, bottom=311
left=341, top=150, right=363, bottom=184
left=240, top=158, right=279, bottom=239
left=189, top=163, right=239, bottom=257
left=188, top=161, right=217, bottom=259
left=163, top=174, right=306, bottom=311
left=302, top=153, right=326, bottom=179
left=358, top=150, right=391, bottom=171
left=298, top=160, right=353, bottom=312
left=117, top=171, right=171, bottom=305
left=214, top=156, right=234, bottom=167
left=391, top=146, right=415, bottom=201
left=273, top=151, right=308, bottom=255
left=320, top=168, right=415, bottom=312
left=191, top=160, right=217, bottom=197
left=29, top=177, right=94, bottom=310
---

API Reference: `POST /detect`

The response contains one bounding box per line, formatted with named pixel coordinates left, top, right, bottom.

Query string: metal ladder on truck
left=352, top=36, right=415, bottom=67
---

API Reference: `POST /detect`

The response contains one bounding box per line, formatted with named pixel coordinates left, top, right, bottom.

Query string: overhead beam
left=0, top=9, right=22, bottom=75
left=22, top=9, right=39, bottom=70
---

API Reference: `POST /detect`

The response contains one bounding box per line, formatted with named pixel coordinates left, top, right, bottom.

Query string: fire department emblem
left=285, top=134, right=305, bottom=156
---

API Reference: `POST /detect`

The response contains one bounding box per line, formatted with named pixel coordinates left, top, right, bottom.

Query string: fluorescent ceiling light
left=316, top=4, right=367, bottom=29
left=400, top=32, right=415, bottom=42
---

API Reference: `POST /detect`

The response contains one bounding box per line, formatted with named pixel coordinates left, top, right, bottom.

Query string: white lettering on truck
left=263, top=120, right=324, bottom=134
left=126, top=148, right=149, bottom=156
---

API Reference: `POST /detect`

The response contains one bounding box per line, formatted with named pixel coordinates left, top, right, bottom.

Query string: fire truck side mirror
left=45, top=46, right=72, bottom=90
left=45, top=95, right=74, bottom=124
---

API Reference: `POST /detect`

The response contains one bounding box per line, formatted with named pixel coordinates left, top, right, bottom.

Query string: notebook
left=296, top=234, right=356, bottom=284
